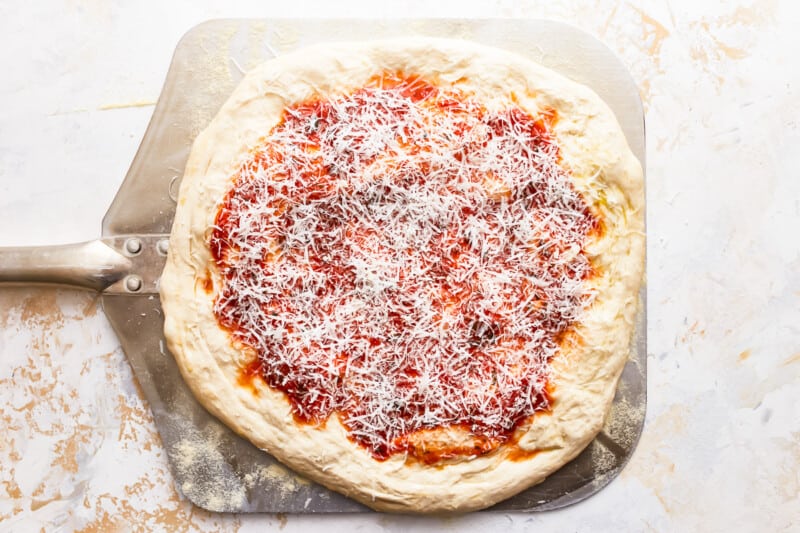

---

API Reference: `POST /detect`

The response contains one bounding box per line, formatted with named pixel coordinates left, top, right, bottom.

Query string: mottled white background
left=1, top=1, right=799, bottom=532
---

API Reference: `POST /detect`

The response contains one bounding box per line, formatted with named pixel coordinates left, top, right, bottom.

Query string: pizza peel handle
left=0, top=235, right=167, bottom=294
left=0, top=240, right=130, bottom=291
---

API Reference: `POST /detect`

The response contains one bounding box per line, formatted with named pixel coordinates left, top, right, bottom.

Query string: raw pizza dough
left=160, top=37, right=644, bottom=513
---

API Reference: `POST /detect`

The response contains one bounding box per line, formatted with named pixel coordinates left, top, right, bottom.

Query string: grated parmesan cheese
left=209, top=74, right=597, bottom=460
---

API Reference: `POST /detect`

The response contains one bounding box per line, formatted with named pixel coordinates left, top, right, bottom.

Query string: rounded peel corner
left=175, top=19, right=234, bottom=52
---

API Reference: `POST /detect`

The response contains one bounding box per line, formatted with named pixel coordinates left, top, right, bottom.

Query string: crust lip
left=160, top=37, right=645, bottom=513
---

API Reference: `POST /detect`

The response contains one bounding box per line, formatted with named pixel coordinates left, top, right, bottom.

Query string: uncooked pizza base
left=160, top=37, right=644, bottom=513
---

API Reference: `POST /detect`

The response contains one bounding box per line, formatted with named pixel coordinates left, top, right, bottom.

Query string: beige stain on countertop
left=75, top=477, right=238, bottom=533
left=689, top=23, right=748, bottom=72
left=774, top=432, right=800, bottom=502
left=97, top=100, right=156, bottom=111
left=626, top=5, right=670, bottom=106
left=18, top=290, right=64, bottom=326
left=1, top=291, right=71, bottom=520
left=725, top=0, right=778, bottom=27
left=737, top=351, right=800, bottom=408
left=781, top=352, right=800, bottom=366
left=631, top=6, right=670, bottom=60
left=622, top=403, right=687, bottom=513
left=674, top=319, right=707, bottom=352
left=0, top=289, right=232, bottom=530
left=688, top=0, right=776, bottom=88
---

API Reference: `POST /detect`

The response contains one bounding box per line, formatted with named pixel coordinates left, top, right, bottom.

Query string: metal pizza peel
left=0, top=19, right=646, bottom=513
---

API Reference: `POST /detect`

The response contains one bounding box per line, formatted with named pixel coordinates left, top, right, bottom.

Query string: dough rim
left=159, top=37, right=645, bottom=513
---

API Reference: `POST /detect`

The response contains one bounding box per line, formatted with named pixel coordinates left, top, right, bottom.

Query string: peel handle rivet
left=157, top=239, right=169, bottom=255
left=125, top=275, right=143, bottom=292
left=125, top=238, right=142, bottom=255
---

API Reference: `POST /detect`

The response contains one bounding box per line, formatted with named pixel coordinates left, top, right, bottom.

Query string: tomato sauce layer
left=210, top=73, right=598, bottom=461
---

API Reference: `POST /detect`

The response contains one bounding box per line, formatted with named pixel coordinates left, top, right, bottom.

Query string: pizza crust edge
left=160, top=37, right=645, bottom=513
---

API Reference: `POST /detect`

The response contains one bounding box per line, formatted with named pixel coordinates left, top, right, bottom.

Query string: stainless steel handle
left=0, top=240, right=132, bottom=292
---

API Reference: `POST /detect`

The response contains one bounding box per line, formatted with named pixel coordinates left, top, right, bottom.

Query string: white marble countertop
left=1, top=1, right=799, bottom=531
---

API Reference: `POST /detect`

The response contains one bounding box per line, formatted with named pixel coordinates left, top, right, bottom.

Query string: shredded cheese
left=209, top=74, right=597, bottom=460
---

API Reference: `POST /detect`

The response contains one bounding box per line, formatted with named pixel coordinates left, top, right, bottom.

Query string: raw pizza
left=160, top=38, right=644, bottom=512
